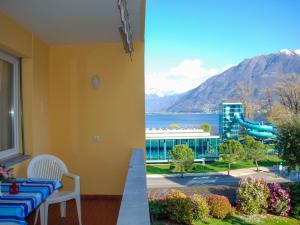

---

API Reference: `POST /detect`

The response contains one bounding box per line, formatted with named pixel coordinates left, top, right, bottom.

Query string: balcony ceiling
left=0, top=0, right=144, bottom=45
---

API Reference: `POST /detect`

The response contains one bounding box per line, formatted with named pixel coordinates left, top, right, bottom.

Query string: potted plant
left=0, top=165, right=14, bottom=196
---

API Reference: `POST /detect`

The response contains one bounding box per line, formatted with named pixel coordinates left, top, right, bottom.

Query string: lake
left=145, top=113, right=220, bottom=131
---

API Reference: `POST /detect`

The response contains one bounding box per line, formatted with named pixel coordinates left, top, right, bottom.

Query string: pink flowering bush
left=268, top=183, right=291, bottom=216
left=0, top=165, right=14, bottom=182
left=237, top=177, right=269, bottom=215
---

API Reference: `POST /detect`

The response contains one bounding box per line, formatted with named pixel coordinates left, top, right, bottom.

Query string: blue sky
left=145, top=0, right=300, bottom=96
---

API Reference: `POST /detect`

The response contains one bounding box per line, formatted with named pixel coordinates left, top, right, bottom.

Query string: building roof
left=222, top=102, right=243, bottom=105
left=146, top=128, right=219, bottom=140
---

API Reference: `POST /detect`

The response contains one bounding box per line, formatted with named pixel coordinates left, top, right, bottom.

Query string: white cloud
left=145, top=59, right=219, bottom=96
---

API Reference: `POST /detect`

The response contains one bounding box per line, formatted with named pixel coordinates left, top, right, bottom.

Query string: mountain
left=146, top=49, right=300, bottom=113
left=145, top=94, right=181, bottom=113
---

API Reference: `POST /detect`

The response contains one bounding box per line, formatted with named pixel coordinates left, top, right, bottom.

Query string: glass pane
left=151, top=140, right=159, bottom=160
left=146, top=140, right=151, bottom=160
left=0, top=58, right=14, bottom=151
left=189, top=139, right=195, bottom=150
left=159, top=140, right=165, bottom=160
left=205, top=139, right=209, bottom=155
left=195, top=139, right=200, bottom=159
left=181, top=139, right=188, bottom=145
left=165, top=140, right=173, bottom=160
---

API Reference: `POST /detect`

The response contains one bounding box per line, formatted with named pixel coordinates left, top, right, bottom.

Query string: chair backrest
left=27, top=154, right=68, bottom=181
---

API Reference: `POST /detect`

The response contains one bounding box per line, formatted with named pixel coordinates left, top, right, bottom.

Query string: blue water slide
left=233, top=113, right=277, bottom=139
left=246, top=129, right=277, bottom=139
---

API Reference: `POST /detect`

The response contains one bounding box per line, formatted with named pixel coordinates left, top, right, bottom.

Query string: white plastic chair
left=27, top=154, right=82, bottom=225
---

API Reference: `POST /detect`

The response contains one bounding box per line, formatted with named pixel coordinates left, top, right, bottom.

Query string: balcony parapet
left=117, top=149, right=150, bottom=225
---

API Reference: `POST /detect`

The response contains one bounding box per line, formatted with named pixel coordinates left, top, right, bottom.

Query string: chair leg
left=75, top=195, right=83, bottom=225
left=43, top=203, right=49, bottom=225
left=39, top=203, right=46, bottom=225
left=34, top=207, right=39, bottom=225
left=60, top=201, right=67, bottom=218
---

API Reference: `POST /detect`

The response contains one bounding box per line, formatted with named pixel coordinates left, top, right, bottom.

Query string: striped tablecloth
left=0, top=178, right=62, bottom=225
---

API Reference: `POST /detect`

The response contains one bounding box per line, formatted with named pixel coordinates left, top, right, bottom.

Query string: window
left=158, top=140, right=165, bottom=160
left=150, top=140, right=159, bottom=160
left=165, top=139, right=173, bottom=160
left=146, top=140, right=151, bottom=160
left=0, top=51, right=20, bottom=159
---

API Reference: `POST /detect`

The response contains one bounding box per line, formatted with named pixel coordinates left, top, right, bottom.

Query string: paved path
left=147, top=167, right=293, bottom=188
left=148, top=185, right=238, bottom=204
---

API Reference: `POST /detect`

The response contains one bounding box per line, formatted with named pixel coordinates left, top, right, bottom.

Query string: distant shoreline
left=146, top=113, right=220, bottom=131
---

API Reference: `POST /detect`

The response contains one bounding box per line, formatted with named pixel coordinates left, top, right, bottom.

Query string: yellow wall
left=0, top=13, right=32, bottom=57
left=49, top=43, right=145, bottom=194
left=0, top=12, right=52, bottom=176
left=16, top=37, right=51, bottom=177
left=0, top=11, right=145, bottom=195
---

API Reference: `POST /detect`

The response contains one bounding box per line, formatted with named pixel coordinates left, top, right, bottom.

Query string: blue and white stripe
left=0, top=178, right=62, bottom=225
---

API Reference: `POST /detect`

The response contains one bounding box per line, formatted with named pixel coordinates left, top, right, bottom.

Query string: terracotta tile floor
left=27, top=198, right=121, bottom=225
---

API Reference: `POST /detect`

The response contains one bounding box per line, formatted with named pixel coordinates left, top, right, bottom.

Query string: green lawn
left=147, top=155, right=282, bottom=174
left=153, top=214, right=300, bottom=225
left=196, top=215, right=300, bottom=225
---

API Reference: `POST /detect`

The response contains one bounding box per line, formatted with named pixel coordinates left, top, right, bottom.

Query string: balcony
left=0, top=0, right=147, bottom=224
left=25, top=150, right=150, bottom=225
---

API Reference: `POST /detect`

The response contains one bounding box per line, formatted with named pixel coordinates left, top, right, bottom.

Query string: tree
left=171, top=144, right=195, bottom=178
left=237, top=81, right=254, bottom=119
left=259, top=88, right=278, bottom=122
left=260, top=88, right=274, bottom=113
left=276, top=116, right=300, bottom=171
left=243, top=136, right=266, bottom=171
left=236, top=81, right=262, bottom=120
left=200, top=123, right=211, bottom=132
left=264, top=102, right=289, bottom=126
left=275, top=75, right=300, bottom=115
left=169, top=123, right=181, bottom=129
left=219, top=140, right=244, bottom=175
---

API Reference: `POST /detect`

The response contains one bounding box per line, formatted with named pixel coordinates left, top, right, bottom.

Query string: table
left=0, top=178, right=62, bottom=225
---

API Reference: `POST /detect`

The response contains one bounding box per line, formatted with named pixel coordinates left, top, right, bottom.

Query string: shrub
left=190, top=194, right=210, bottom=220
left=237, top=177, right=269, bottom=215
left=207, top=194, right=233, bottom=219
left=169, top=164, right=175, bottom=170
left=200, top=123, right=211, bottom=132
left=169, top=123, right=181, bottom=129
left=292, top=205, right=300, bottom=220
left=166, top=189, right=195, bottom=224
left=267, top=183, right=291, bottom=216
left=288, top=183, right=300, bottom=219
left=165, top=190, right=210, bottom=224
left=148, top=197, right=168, bottom=220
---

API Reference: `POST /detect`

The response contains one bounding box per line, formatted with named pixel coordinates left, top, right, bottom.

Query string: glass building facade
left=219, top=103, right=244, bottom=140
left=146, top=137, right=219, bottom=162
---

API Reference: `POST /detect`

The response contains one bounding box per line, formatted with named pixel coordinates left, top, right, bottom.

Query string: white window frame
left=0, top=51, right=20, bottom=159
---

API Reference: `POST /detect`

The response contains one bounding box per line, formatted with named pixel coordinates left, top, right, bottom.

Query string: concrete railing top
left=117, top=149, right=151, bottom=225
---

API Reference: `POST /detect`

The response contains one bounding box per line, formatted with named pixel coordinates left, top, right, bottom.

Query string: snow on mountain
left=280, top=49, right=300, bottom=56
